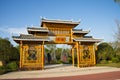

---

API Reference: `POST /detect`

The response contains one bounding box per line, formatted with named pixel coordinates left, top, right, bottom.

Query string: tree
left=112, top=20, right=120, bottom=61
left=114, top=0, right=120, bottom=5
left=56, top=48, right=62, bottom=61
left=0, top=37, right=19, bottom=63
left=96, top=43, right=114, bottom=63
left=115, top=20, right=120, bottom=42
left=45, top=44, right=57, bottom=63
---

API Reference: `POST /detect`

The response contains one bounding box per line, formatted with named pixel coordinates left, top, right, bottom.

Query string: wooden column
left=42, top=41, right=44, bottom=70
left=70, top=29, right=73, bottom=42
left=20, top=41, right=22, bottom=68
left=76, top=42, right=80, bottom=68
left=72, top=47, right=74, bottom=67
left=78, top=42, right=81, bottom=67
left=43, top=43, right=45, bottom=68
left=93, top=45, right=96, bottom=65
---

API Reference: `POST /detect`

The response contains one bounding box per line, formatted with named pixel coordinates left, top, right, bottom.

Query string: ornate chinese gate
left=13, top=18, right=101, bottom=70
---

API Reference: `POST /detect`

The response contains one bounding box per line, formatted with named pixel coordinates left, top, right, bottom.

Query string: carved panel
left=79, top=45, right=95, bottom=64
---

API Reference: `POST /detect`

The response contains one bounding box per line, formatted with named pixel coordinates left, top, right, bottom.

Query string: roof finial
left=25, top=25, right=28, bottom=28
left=40, top=16, right=47, bottom=20
left=31, top=24, right=33, bottom=27
left=42, top=16, right=47, bottom=20
left=40, top=16, right=43, bottom=19
left=71, top=19, right=73, bottom=21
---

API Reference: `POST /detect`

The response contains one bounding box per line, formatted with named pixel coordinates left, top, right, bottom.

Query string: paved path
left=7, top=71, right=120, bottom=80
left=0, top=64, right=120, bottom=80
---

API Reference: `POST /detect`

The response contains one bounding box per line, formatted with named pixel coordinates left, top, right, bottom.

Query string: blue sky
left=0, top=0, right=120, bottom=46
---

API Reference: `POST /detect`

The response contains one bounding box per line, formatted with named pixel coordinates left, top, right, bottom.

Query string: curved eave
left=13, top=38, right=49, bottom=41
left=73, top=30, right=90, bottom=34
left=73, top=38, right=102, bottom=42
left=41, top=19, right=80, bottom=27
left=41, top=19, right=80, bottom=24
left=27, top=28, right=49, bottom=33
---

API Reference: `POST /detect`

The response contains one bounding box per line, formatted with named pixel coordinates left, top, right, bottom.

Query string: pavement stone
left=0, top=64, right=120, bottom=79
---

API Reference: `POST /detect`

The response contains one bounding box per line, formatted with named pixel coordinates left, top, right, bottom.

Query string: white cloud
left=0, top=27, right=28, bottom=35
left=8, top=27, right=28, bottom=34
left=0, top=27, right=28, bottom=46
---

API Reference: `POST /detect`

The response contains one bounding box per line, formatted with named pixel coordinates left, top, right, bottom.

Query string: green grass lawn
left=96, top=63, right=120, bottom=68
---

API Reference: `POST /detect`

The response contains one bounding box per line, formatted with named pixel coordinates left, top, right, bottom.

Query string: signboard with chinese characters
left=55, top=37, right=66, bottom=42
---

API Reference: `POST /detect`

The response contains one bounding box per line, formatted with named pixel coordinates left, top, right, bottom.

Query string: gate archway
left=13, top=18, right=101, bottom=70
left=44, top=44, right=72, bottom=64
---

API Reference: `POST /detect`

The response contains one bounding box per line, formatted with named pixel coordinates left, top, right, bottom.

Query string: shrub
left=57, top=60, right=63, bottom=64
left=112, top=57, right=119, bottom=63
left=108, top=60, right=112, bottom=63
left=96, top=43, right=114, bottom=63
left=100, top=60, right=108, bottom=64
left=6, top=62, right=18, bottom=71
left=68, top=56, right=72, bottom=64
left=0, top=66, right=6, bottom=75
